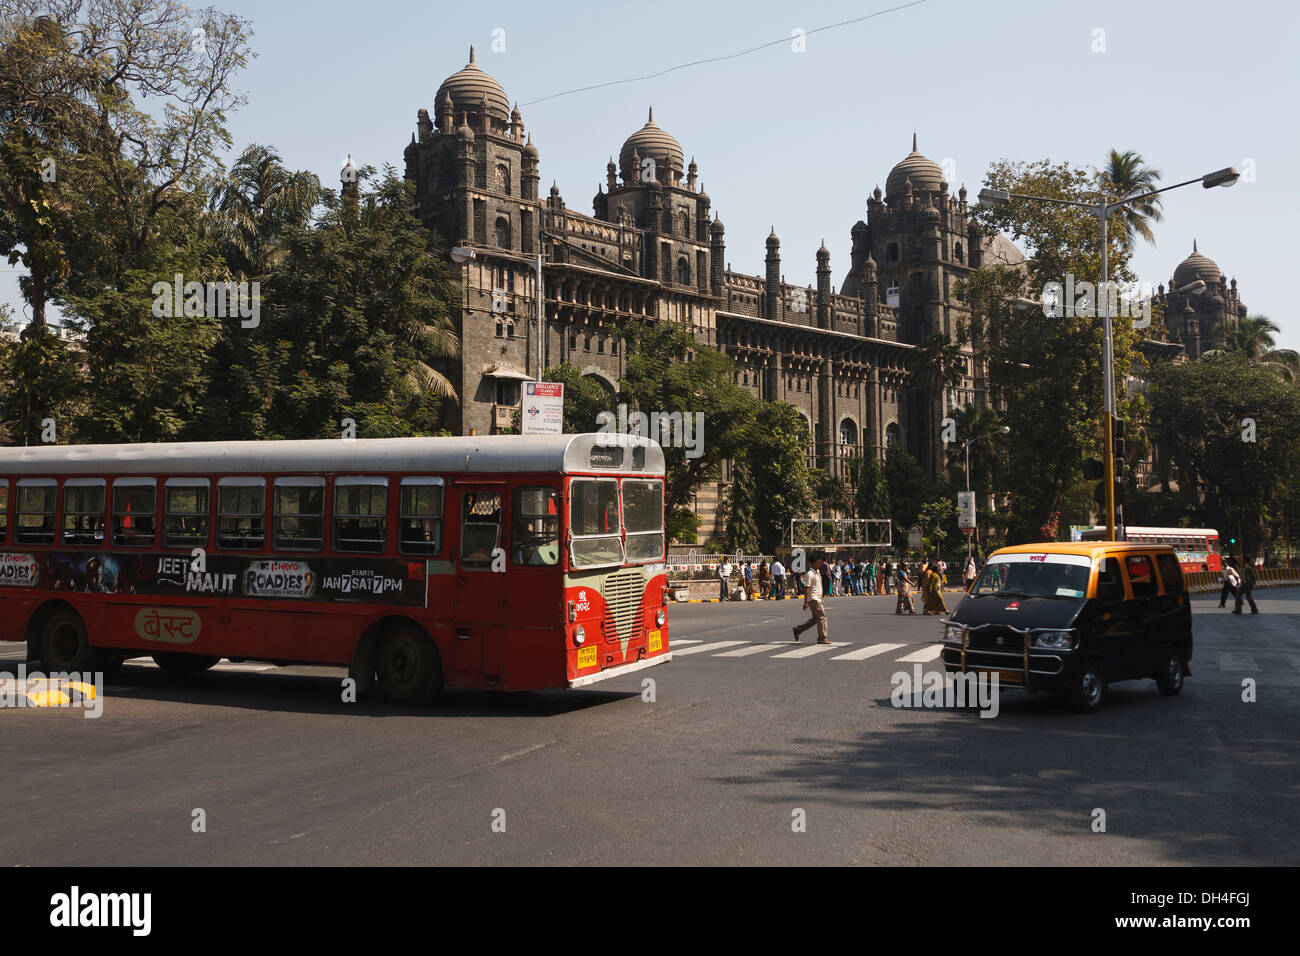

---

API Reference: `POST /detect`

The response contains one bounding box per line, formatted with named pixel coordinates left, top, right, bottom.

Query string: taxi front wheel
left=1067, top=661, right=1106, bottom=713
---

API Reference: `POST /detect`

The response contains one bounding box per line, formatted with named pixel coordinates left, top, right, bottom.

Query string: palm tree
left=207, top=144, right=323, bottom=277
left=1225, top=314, right=1300, bottom=383
left=1095, top=149, right=1164, bottom=248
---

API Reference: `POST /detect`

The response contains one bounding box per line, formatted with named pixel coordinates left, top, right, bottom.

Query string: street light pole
left=535, top=252, right=544, bottom=380
left=979, top=166, right=1239, bottom=540
left=963, top=425, right=1009, bottom=558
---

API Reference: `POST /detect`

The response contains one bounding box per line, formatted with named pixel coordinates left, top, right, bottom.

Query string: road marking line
left=670, top=639, right=704, bottom=646
left=896, top=645, right=943, bottom=663
left=1216, top=651, right=1258, bottom=671
left=771, top=643, right=840, bottom=659
left=669, top=641, right=746, bottom=656
left=831, top=642, right=907, bottom=661
left=713, top=643, right=788, bottom=657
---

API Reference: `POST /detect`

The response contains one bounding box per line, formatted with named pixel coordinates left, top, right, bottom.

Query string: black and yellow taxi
left=941, top=542, right=1193, bottom=712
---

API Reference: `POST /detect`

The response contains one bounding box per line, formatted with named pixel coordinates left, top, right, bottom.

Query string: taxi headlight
left=1032, top=630, right=1076, bottom=649
left=944, top=624, right=965, bottom=643
left=574, top=625, right=586, bottom=646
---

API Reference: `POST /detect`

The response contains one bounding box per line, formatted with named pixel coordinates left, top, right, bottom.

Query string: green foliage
left=848, top=451, right=890, bottom=520
left=0, top=320, right=82, bottom=444
left=545, top=363, right=613, bottom=434
left=884, top=446, right=932, bottom=533
left=739, top=402, right=818, bottom=553
left=721, top=457, right=760, bottom=553
left=1147, top=353, right=1300, bottom=558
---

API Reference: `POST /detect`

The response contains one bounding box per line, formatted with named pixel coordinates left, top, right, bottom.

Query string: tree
left=909, top=331, right=964, bottom=476
left=1147, top=353, right=1300, bottom=559
left=720, top=457, right=759, bottom=554
left=963, top=157, right=1147, bottom=543
left=884, top=446, right=932, bottom=534
left=1095, top=149, right=1164, bottom=248
left=619, top=321, right=757, bottom=542
left=1222, top=314, right=1300, bottom=384
left=848, top=451, right=890, bottom=522
left=544, top=363, right=612, bottom=434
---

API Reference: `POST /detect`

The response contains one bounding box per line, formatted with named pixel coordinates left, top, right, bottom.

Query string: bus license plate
left=647, top=629, right=662, bottom=653
left=577, top=646, right=598, bottom=670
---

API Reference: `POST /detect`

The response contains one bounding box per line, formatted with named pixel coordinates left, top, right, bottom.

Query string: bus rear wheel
left=152, top=652, right=221, bottom=675
left=39, top=608, right=96, bottom=672
left=376, top=625, right=443, bottom=706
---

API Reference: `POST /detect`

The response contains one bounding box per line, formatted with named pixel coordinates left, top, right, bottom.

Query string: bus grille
left=602, top=568, right=646, bottom=645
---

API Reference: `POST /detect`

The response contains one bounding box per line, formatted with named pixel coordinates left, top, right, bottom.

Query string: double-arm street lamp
left=964, top=425, right=1010, bottom=557
left=979, top=165, right=1240, bottom=540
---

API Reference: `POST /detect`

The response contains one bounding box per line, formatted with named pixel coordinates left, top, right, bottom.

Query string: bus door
left=450, top=483, right=508, bottom=684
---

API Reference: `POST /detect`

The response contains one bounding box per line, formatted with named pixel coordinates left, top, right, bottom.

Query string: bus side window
left=399, top=480, right=443, bottom=555
left=512, top=486, right=559, bottom=566
left=164, top=480, right=210, bottom=549
left=62, top=479, right=106, bottom=547
left=217, top=479, right=266, bottom=550
left=460, top=491, right=502, bottom=570
left=0, top=481, right=8, bottom=543
left=273, top=478, right=325, bottom=552
left=334, top=478, right=388, bottom=553
left=112, top=479, right=157, bottom=547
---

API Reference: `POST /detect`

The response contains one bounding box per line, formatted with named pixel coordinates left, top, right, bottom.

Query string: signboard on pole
left=957, top=491, right=976, bottom=530
left=907, top=524, right=923, bottom=550
left=521, top=381, right=564, bottom=435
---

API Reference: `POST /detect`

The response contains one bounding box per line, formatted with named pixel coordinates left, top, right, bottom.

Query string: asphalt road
left=2, top=587, right=1297, bottom=866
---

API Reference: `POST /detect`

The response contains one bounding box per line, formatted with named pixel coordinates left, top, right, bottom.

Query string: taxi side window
left=1125, top=554, right=1157, bottom=597
left=1155, top=552, right=1185, bottom=593
left=1097, top=557, right=1124, bottom=600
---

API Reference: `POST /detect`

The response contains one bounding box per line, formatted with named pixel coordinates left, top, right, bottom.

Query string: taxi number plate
left=647, top=629, right=662, bottom=653
left=577, top=645, right=598, bottom=670
left=995, top=669, right=1024, bottom=685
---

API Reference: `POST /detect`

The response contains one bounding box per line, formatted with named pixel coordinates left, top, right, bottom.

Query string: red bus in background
left=0, top=434, right=671, bottom=703
left=1079, top=526, right=1221, bottom=572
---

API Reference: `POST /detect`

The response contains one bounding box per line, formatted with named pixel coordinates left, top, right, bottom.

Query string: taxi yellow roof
left=993, top=542, right=1172, bottom=558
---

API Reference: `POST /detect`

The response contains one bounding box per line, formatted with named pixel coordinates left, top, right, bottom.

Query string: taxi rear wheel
left=1067, top=660, right=1106, bottom=713
left=1156, top=652, right=1184, bottom=696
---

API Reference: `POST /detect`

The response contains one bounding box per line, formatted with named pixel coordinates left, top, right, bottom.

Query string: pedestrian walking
left=1233, top=557, right=1259, bottom=614
left=882, top=561, right=893, bottom=595
left=741, top=561, right=754, bottom=600
left=771, top=557, right=786, bottom=599
left=866, top=558, right=877, bottom=596
left=831, top=560, right=842, bottom=597
left=923, top=562, right=949, bottom=615
left=963, top=555, right=977, bottom=590
left=758, top=560, right=771, bottom=599
left=718, top=559, right=732, bottom=602
left=821, top=559, right=833, bottom=598
left=1219, top=560, right=1240, bottom=607
left=895, top=564, right=917, bottom=614
left=793, top=554, right=831, bottom=644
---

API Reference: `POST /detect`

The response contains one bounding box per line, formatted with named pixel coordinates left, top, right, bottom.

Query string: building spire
left=469, top=45, right=475, bottom=63
left=648, top=105, right=654, bottom=124
left=912, top=131, right=918, bottom=152
left=1193, top=238, right=1198, bottom=253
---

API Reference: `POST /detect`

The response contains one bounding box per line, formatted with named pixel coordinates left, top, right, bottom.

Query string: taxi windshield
left=971, top=556, right=1089, bottom=599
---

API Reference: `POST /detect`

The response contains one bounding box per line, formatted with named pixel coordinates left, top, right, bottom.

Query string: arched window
left=495, top=321, right=503, bottom=337
left=676, top=258, right=690, bottom=285
left=495, top=164, right=510, bottom=195
left=680, top=210, right=690, bottom=237
left=887, top=242, right=900, bottom=263
left=494, top=217, right=510, bottom=249
left=840, top=419, right=857, bottom=446
left=885, top=423, right=902, bottom=448
left=953, top=241, right=963, bottom=263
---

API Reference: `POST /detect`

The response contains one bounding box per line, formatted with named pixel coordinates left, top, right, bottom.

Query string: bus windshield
left=971, top=554, right=1091, bottom=599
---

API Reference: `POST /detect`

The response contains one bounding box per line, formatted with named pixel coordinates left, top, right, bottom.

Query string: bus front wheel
left=152, top=652, right=221, bottom=675
left=376, top=625, right=443, bottom=706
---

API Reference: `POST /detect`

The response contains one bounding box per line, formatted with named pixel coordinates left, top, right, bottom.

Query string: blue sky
left=6, top=0, right=1298, bottom=351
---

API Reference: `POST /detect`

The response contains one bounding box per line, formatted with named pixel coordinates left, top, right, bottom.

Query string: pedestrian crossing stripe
left=831, top=643, right=907, bottom=661
left=896, top=646, right=944, bottom=663
left=713, top=643, right=788, bottom=657
left=771, top=643, right=841, bottom=659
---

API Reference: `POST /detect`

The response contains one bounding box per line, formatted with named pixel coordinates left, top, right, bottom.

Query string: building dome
left=436, top=46, right=509, bottom=123
left=619, top=107, right=684, bottom=182
left=886, top=133, right=945, bottom=198
left=1173, top=240, right=1220, bottom=290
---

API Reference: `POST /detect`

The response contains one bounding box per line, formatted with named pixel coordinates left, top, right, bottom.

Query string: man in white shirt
left=770, top=558, right=786, bottom=599
left=792, top=557, right=830, bottom=643
left=718, top=560, right=732, bottom=601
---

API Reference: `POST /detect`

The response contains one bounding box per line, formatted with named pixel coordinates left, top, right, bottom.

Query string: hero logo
left=0, top=553, right=38, bottom=587
left=244, top=560, right=314, bottom=599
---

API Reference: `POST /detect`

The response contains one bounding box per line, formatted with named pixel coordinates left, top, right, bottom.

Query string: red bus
left=1079, top=526, right=1221, bottom=572
left=0, top=434, right=671, bottom=703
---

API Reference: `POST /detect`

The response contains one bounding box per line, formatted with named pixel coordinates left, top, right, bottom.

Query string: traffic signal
left=1093, top=479, right=1124, bottom=509
left=1111, top=416, right=1126, bottom=465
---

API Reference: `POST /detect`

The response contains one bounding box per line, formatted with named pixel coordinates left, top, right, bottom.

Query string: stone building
left=400, top=49, right=1034, bottom=540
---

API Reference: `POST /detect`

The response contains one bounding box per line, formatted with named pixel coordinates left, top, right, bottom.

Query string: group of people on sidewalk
left=716, top=554, right=978, bottom=604
left=1217, top=556, right=1260, bottom=614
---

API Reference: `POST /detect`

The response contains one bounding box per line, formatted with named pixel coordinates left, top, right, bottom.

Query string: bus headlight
left=574, top=625, right=586, bottom=646
left=655, top=610, right=666, bottom=627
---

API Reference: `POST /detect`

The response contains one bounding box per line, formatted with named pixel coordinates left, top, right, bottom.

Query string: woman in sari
left=923, top=562, right=949, bottom=615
